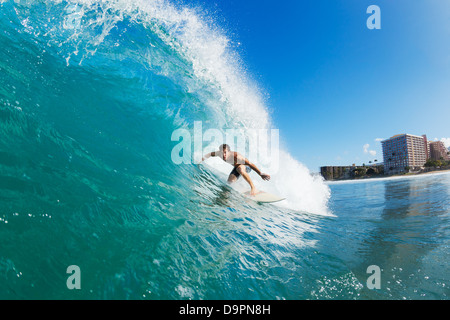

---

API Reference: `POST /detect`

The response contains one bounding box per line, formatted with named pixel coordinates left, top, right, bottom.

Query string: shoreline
left=324, top=168, right=450, bottom=184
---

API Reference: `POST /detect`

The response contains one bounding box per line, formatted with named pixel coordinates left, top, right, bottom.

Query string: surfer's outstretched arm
left=201, top=151, right=217, bottom=162
left=243, top=157, right=270, bottom=181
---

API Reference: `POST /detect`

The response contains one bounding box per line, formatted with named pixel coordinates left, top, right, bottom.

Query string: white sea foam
left=326, top=170, right=450, bottom=185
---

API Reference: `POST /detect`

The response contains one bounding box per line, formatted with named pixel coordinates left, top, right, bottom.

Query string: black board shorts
left=230, top=165, right=252, bottom=179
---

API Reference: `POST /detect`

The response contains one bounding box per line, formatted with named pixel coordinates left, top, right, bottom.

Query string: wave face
left=0, top=0, right=331, bottom=299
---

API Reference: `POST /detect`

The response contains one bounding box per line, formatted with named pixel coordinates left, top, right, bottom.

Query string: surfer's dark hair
left=220, top=144, right=230, bottom=151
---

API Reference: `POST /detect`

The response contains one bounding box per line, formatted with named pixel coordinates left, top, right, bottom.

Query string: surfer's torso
left=215, top=150, right=246, bottom=167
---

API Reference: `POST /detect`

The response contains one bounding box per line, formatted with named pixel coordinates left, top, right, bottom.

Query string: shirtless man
left=200, top=144, right=270, bottom=196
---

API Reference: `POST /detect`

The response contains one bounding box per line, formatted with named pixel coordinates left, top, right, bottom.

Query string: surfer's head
left=220, top=144, right=230, bottom=160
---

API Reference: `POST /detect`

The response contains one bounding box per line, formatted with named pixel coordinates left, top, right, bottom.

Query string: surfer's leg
left=236, top=165, right=257, bottom=196
left=227, top=173, right=238, bottom=183
left=227, top=166, right=240, bottom=183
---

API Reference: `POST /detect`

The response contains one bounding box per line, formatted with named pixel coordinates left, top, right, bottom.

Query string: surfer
left=200, top=144, right=270, bottom=196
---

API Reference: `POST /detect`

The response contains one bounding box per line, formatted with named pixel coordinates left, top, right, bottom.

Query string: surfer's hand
left=261, top=173, right=270, bottom=181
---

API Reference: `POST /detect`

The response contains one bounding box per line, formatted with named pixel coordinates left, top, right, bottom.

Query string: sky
left=187, top=0, right=450, bottom=172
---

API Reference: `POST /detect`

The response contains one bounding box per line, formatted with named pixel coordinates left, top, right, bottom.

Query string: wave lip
left=3, top=0, right=330, bottom=216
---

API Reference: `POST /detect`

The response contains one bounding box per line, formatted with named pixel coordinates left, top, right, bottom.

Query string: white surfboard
left=243, top=190, right=286, bottom=203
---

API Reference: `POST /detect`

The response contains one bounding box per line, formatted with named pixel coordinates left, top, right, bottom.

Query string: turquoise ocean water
left=1, top=0, right=449, bottom=299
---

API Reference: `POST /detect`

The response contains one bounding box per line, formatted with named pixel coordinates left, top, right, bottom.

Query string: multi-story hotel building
left=429, top=141, right=450, bottom=161
left=381, top=134, right=428, bottom=173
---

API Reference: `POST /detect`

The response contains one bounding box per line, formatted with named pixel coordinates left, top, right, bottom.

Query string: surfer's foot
left=250, top=187, right=258, bottom=196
